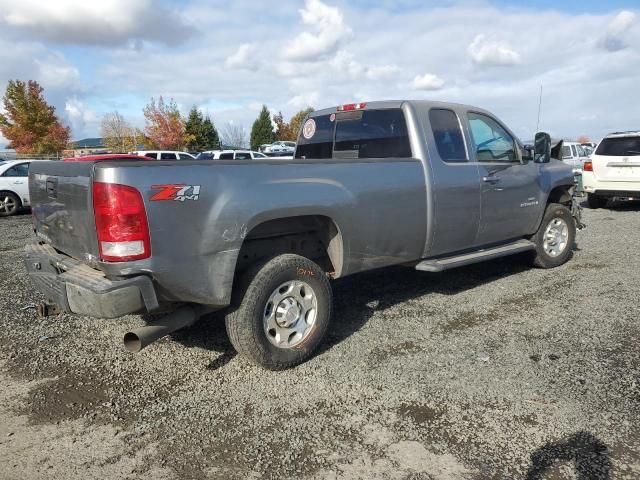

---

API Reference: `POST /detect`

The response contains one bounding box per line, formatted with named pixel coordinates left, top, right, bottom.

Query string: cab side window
left=219, top=153, right=234, bottom=160
left=3, top=163, right=29, bottom=177
left=468, top=112, right=516, bottom=162
left=160, top=152, right=177, bottom=160
left=429, top=109, right=467, bottom=163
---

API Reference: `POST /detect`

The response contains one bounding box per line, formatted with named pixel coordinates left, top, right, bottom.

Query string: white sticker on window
left=302, top=118, right=316, bottom=139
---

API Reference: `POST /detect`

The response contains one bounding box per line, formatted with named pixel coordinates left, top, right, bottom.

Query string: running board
left=415, top=240, right=536, bottom=272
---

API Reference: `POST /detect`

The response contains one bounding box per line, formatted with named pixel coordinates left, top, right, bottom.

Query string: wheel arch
left=235, top=214, right=345, bottom=279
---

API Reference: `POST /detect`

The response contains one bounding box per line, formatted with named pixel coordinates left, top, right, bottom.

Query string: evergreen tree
left=250, top=105, right=275, bottom=151
left=184, top=106, right=204, bottom=151
left=201, top=115, right=220, bottom=150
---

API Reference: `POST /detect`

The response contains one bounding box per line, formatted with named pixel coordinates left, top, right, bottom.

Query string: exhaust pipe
left=123, top=305, right=206, bottom=353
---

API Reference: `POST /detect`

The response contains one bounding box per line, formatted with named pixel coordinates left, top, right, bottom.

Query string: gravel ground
left=0, top=202, right=639, bottom=480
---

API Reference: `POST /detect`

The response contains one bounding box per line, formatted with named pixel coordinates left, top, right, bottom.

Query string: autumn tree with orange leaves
left=143, top=96, right=185, bottom=150
left=0, top=80, right=70, bottom=154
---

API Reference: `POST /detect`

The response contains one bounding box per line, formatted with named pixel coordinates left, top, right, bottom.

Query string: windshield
left=595, top=137, right=640, bottom=156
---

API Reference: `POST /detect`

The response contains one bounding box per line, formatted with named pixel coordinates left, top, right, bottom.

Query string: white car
left=263, top=141, right=296, bottom=154
left=561, top=141, right=590, bottom=172
left=582, top=131, right=640, bottom=208
left=130, top=150, right=196, bottom=160
left=196, top=150, right=268, bottom=160
left=0, top=160, right=32, bottom=217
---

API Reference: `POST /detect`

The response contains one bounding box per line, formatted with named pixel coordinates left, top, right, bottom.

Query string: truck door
left=424, top=108, right=482, bottom=256
left=466, top=112, right=541, bottom=245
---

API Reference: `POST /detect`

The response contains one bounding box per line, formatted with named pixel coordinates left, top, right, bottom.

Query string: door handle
left=482, top=176, right=500, bottom=184
left=12, top=180, right=24, bottom=184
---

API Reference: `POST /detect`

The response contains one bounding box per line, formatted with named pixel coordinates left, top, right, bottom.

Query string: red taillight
left=583, top=161, right=593, bottom=172
left=337, top=102, right=367, bottom=111
left=93, top=182, right=150, bottom=262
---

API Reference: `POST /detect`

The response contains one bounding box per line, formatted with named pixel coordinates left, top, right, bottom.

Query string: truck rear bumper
left=24, top=242, right=159, bottom=318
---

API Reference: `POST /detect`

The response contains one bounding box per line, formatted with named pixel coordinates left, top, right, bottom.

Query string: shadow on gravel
left=320, top=253, right=531, bottom=351
left=580, top=198, right=640, bottom=211
left=525, top=431, right=611, bottom=480
left=170, top=312, right=237, bottom=370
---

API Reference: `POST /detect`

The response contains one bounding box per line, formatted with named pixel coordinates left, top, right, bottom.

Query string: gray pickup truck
left=25, top=100, right=580, bottom=369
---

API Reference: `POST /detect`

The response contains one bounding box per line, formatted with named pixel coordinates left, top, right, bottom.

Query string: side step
left=415, top=239, right=535, bottom=273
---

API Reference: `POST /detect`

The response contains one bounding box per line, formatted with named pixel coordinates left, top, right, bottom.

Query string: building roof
left=72, top=137, right=105, bottom=149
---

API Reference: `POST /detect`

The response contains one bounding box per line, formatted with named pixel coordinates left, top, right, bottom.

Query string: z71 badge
left=150, top=184, right=201, bottom=202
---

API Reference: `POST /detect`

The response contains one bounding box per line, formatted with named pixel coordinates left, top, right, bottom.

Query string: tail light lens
left=93, top=182, right=151, bottom=262
left=583, top=161, right=593, bottom=172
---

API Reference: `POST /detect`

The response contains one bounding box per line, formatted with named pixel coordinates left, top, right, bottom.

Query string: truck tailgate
left=29, top=161, right=98, bottom=262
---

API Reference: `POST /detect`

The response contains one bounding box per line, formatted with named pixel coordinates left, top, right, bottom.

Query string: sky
left=0, top=0, right=638, bottom=147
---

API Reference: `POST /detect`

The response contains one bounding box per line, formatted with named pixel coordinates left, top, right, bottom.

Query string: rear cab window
left=295, top=108, right=412, bottom=159
left=595, top=137, right=640, bottom=156
left=429, top=109, right=467, bottom=162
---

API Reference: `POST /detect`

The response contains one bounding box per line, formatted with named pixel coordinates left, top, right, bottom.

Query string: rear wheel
left=586, top=194, right=607, bottom=209
left=0, top=192, right=20, bottom=217
left=530, top=203, right=575, bottom=269
left=225, top=254, right=332, bottom=370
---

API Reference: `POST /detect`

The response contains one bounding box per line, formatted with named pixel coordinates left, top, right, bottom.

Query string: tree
left=201, top=115, right=220, bottom=150
left=0, top=79, right=70, bottom=154
left=250, top=105, right=275, bottom=150
left=221, top=122, right=248, bottom=149
left=273, top=111, right=294, bottom=141
left=289, top=107, right=314, bottom=140
left=184, top=106, right=219, bottom=151
left=101, top=111, right=138, bottom=152
left=143, top=96, right=185, bottom=150
left=577, top=135, right=591, bottom=144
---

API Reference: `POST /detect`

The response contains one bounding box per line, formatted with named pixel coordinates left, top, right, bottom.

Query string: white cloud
left=468, top=34, right=521, bottom=66
left=284, top=0, right=352, bottom=61
left=601, top=10, right=637, bottom=51
left=64, top=97, right=99, bottom=137
left=287, top=92, right=319, bottom=110
left=330, top=51, right=399, bottom=81
left=412, top=73, right=445, bottom=91
left=225, top=44, right=258, bottom=70
left=0, top=0, right=193, bottom=46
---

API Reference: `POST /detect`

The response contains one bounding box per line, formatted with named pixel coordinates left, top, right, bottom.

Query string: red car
left=63, top=154, right=153, bottom=162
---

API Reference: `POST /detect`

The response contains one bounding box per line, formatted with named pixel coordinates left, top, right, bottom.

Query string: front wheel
left=0, top=192, right=20, bottom=217
left=530, top=203, right=576, bottom=269
left=225, top=254, right=332, bottom=370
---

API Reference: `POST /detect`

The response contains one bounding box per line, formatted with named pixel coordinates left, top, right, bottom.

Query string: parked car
left=263, top=141, right=296, bottom=154
left=131, top=151, right=196, bottom=160
left=561, top=141, right=590, bottom=171
left=25, top=100, right=580, bottom=369
left=196, top=150, right=268, bottom=160
left=582, top=131, right=640, bottom=208
left=0, top=160, right=32, bottom=216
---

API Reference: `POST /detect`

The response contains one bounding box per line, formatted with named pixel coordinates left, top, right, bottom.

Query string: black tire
left=225, top=254, right=332, bottom=370
left=586, top=194, right=607, bottom=209
left=0, top=192, right=20, bottom=217
left=530, top=203, right=576, bottom=269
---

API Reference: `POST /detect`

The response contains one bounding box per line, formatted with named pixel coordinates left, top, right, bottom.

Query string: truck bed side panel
left=94, top=159, right=427, bottom=306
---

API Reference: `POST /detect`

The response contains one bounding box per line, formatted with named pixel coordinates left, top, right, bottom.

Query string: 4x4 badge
left=150, top=184, right=201, bottom=202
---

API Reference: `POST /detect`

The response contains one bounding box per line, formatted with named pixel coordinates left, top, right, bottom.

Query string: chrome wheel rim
left=263, top=280, right=317, bottom=349
left=0, top=196, right=17, bottom=214
left=543, top=218, right=569, bottom=257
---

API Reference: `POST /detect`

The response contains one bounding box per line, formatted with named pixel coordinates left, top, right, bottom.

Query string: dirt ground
left=0, top=202, right=639, bottom=479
